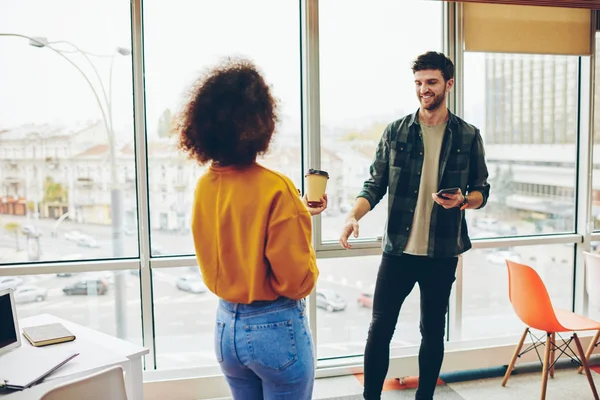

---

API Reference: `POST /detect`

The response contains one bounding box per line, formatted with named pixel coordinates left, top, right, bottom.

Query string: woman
left=177, top=57, right=326, bottom=400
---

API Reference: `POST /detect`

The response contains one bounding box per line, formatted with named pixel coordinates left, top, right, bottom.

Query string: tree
left=157, top=108, right=174, bottom=138
left=26, top=201, right=35, bottom=214
left=44, top=177, right=68, bottom=203
left=4, top=222, right=21, bottom=251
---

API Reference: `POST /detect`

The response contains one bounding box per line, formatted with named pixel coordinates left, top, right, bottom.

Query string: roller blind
left=463, top=2, right=592, bottom=55
left=437, top=0, right=600, bottom=9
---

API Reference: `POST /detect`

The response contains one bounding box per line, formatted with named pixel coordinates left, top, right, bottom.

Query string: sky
left=0, top=0, right=487, bottom=140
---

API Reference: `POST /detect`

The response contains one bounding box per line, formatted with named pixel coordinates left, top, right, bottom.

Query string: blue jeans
left=215, top=296, right=315, bottom=400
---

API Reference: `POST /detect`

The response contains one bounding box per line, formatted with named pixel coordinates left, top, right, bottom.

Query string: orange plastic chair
left=502, top=260, right=600, bottom=400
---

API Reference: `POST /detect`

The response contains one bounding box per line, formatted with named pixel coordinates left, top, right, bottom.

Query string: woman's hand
left=302, top=193, right=328, bottom=216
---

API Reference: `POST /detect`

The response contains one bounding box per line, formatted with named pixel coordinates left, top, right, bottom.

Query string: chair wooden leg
left=578, top=330, right=600, bottom=374
left=540, top=333, right=552, bottom=400
left=550, top=333, right=555, bottom=378
left=574, top=333, right=600, bottom=400
left=502, top=327, right=529, bottom=387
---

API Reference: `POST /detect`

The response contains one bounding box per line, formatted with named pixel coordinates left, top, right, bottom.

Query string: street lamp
left=0, top=33, right=131, bottom=339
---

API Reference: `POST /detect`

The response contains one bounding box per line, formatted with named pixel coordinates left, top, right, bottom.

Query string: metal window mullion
left=301, top=0, right=321, bottom=359
left=131, top=0, right=156, bottom=371
left=303, top=0, right=322, bottom=251
left=150, top=255, right=198, bottom=269
left=470, top=233, right=581, bottom=249
left=0, top=259, right=139, bottom=277
left=446, top=1, right=464, bottom=342
left=317, top=238, right=382, bottom=251
left=574, top=12, right=596, bottom=316
left=444, top=1, right=456, bottom=114
left=452, top=2, right=464, bottom=119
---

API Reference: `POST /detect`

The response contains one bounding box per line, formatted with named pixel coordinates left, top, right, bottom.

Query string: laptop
left=0, top=288, right=21, bottom=356
left=0, top=288, right=79, bottom=391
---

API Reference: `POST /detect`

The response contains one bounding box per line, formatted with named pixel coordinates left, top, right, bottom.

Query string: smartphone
left=436, top=187, right=459, bottom=200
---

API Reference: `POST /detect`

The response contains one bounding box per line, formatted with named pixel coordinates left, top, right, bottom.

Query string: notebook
left=22, top=323, right=76, bottom=347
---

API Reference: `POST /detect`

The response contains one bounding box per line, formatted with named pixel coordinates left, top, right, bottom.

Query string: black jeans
left=363, top=252, right=458, bottom=400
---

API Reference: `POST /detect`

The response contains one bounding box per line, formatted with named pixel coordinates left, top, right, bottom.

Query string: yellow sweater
left=191, top=163, right=319, bottom=303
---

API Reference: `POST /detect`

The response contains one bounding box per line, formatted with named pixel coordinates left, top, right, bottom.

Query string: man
left=339, top=51, right=490, bottom=400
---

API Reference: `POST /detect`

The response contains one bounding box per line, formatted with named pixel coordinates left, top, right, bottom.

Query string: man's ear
left=446, top=78, right=455, bottom=92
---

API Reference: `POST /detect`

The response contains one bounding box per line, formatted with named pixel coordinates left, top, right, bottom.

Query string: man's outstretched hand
left=339, top=217, right=359, bottom=249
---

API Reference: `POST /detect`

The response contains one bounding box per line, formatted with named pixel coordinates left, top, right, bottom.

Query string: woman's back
left=192, top=162, right=318, bottom=304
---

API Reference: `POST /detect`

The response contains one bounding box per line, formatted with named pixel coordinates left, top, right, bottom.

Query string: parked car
left=64, top=230, right=85, bottom=242
left=175, top=276, right=207, bottom=294
left=14, top=285, right=47, bottom=303
left=357, top=292, right=374, bottom=308
left=63, top=279, right=108, bottom=295
left=75, top=235, right=98, bottom=248
left=0, top=276, right=24, bottom=291
left=64, top=231, right=98, bottom=248
left=57, top=272, right=74, bottom=277
left=80, top=272, right=115, bottom=286
left=316, top=289, right=347, bottom=312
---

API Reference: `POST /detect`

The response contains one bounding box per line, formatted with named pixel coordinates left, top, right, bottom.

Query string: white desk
left=0, top=314, right=148, bottom=400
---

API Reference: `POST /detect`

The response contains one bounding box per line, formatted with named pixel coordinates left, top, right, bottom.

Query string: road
left=0, top=203, right=551, bottom=265
left=10, top=244, right=576, bottom=370
left=0, top=209, right=393, bottom=263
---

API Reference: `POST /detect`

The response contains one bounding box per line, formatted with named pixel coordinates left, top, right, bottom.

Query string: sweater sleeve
left=265, top=189, right=319, bottom=300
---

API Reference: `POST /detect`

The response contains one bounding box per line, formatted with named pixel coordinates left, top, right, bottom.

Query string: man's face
left=414, top=69, right=454, bottom=111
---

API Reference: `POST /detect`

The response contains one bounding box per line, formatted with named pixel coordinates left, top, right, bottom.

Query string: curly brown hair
left=177, top=57, right=279, bottom=166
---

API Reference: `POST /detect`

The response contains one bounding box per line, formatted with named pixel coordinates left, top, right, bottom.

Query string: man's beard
left=421, top=91, right=446, bottom=111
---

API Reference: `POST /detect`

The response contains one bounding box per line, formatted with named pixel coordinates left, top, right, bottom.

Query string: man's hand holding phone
left=432, top=187, right=464, bottom=209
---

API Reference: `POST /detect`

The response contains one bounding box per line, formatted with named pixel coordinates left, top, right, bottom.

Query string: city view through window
left=0, top=0, right=597, bottom=370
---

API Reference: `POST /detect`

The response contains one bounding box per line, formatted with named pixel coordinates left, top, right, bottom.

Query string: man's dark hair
left=411, top=51, right=454, bottom=82
left=177, top=57, right=278, bottom=166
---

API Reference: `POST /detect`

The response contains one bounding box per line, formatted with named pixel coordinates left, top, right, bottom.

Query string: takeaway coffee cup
left=305, top=169, right=329, bottom=207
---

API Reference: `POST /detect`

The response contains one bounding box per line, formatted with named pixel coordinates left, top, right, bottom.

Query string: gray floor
left=311, top=367, right=599, bottom=400
left=211, top=365, right=599, bottom=399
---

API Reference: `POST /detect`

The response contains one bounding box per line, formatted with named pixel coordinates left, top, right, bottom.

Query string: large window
left=464, top=53, right=579, bottom=239
left=318, top=0, right=444, bottom=243
left=143, top=0, right=302, bottom=369
left=593, top=33, right=600, bottom=231
left=151, top=266, right=219, bottom=369
left=0, top=1, right=137, bottom=263
left=315, top=0, right=443, bottom=359
left=10, top=269, right=143, bottom=345
left=0, top=0, right=139, bottom=351
left=316, top=255, right=421, bottom=359
left=143, top=0, right=302, bottom=258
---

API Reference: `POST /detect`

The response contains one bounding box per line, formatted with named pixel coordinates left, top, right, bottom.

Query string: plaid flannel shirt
left=358, top=110, right=491, bottom=258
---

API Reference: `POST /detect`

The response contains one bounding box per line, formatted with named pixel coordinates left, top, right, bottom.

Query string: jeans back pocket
left=215, top=321, right=225, bottom=363
left=244, top=319, right=298, bottom=371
